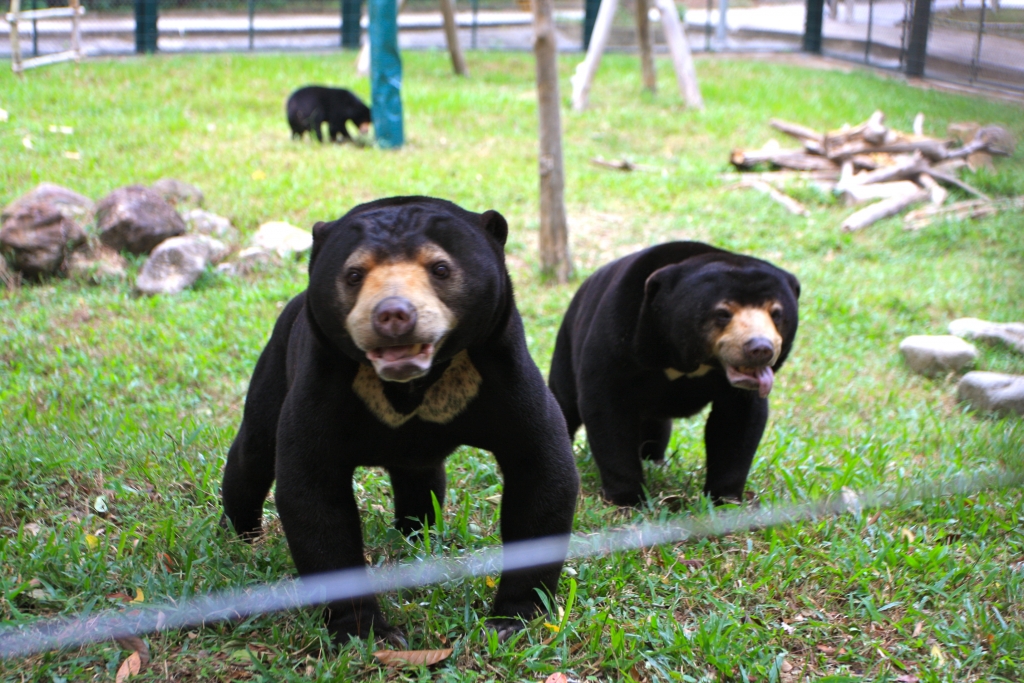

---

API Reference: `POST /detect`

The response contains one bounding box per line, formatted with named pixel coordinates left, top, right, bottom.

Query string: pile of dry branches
left=728, top=111, right=1018, bottom=231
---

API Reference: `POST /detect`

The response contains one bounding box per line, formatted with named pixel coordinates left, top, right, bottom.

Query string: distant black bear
left=286, top=85, right=372, bottom=143
left=548, top=242, right=800, bottom=507
left=221, top=196, right=579, bottom=646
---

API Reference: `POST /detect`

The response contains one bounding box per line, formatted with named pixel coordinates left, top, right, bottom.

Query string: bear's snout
left=742, top=336, right=775, bottom=366
left=373, top=296, right=418, bottom=339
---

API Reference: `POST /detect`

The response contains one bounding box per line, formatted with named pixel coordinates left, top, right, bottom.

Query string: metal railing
left=2, top=0, right=1021, bottom=92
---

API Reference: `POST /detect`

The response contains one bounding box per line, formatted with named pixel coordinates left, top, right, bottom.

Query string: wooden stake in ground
left=533, top=0, right=571, bottom=282
left=654, top=0, right=703, bottom=109
left=571, top=0, right=619, bottom=111
left=439, top=0, right=468, bottom=76
left=573, top=0, right=700, bottom=110
left=635, top=0, right=656, bottom=93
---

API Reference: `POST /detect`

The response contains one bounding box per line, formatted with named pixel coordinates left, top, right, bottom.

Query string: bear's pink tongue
left=725, top=365, right=774, bottom=398
left=375, top=343, right=425, bottom=363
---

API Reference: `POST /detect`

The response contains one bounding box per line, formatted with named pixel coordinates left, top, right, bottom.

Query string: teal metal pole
left=369, top=0, right=404, bottom=149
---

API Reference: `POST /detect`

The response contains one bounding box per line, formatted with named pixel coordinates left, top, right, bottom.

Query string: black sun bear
left=548, top=242, right=800, bottom=507
left=221, top=197, right=579, bottom=645
left=286, top=85, right=372, bottom=143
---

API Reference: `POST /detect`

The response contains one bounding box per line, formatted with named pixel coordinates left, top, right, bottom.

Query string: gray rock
left=150, top=178, right=204, bottom=211
left=899, top=335, right=978, bottom=375
left=216, top=246, right=274, bottom=276
left=135, top=235, right=227, bottom=295
left=97, top=185, right=186, bottom=255
left=957, top=372, right=1024, bottom=416
left=185, top=209, right=238, bottom=242
left=252, top=221, right=312, bottom=257
left=949, top=317, right=1024, bottom=355
left=65, top=241, right=129, bottom=283
left=1, top=183, right=94, bottom=224
left=0, top=200, right=88, bottom=278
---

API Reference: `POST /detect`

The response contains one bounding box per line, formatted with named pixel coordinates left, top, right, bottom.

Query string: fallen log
left=730, top=148, right=838, bottom=172
left=916, top=173, right=947, bottom=207
left=904, top=198, right=1024, bottom=230
left=861, top=110, right=889, bottom=146
left=925, top=167, right=990, bottom=200
left=840, top=180, right=923, bottom=206
left=769, top=118, right=824, bottom=145
left=834, top=155, right=929, bottom=191
left=743, top=180, right=810, bottom=216
left=841, top=188, right=929, bottom=232
left=590, top=156, right=654, bottom=172
left=829, top=138, right=949, bottom=162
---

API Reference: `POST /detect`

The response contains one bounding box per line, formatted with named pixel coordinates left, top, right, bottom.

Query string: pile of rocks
left=0, top=180, right=313, bottom=295
left=899, top=318, right=1024, bottom=417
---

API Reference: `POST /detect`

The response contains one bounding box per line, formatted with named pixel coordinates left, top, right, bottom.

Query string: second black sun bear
left=286, top=85, right=372, bottom=143
left=548, top=242, right=800, bottom=507
left=221, top=196, right=578, bottom=646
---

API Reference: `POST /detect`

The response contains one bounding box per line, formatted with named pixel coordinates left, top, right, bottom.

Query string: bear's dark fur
left=286, top=85, right=372, bottom=143
left=548, top=242, right=799, bottom=507
left=221, top=196, right=579, bottom=645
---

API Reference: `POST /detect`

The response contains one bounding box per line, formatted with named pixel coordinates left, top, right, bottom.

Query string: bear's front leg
left=488, top=396, right=579, bottom=639
left=275, top=461, right=407, bottom=647
left=703, top=390, right=769, bottom=503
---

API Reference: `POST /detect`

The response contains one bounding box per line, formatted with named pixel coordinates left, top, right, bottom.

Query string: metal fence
left=816, top=0, right=1024, bottom=93
left=2, top=0, right=1022, bottom=92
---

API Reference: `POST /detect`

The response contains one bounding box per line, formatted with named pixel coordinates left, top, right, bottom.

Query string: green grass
left=2, top=51, right=1024, bottom=682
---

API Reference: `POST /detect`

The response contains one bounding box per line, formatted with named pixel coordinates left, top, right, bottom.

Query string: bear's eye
left=432, top=262, right=450, bottom=279
left=770, top=308, right=783, bottom=323
left=714, top=308, right=733, bottom=324
left=345, top=269, right=363, bottom=287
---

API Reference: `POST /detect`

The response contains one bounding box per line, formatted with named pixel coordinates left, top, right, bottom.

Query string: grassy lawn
left=1, top=51, right=1023, bottom=682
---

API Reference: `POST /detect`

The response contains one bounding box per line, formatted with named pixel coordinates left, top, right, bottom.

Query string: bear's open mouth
left=366, top=343, right=436, bottom=382
left=724, top=364, right=774, bottom=398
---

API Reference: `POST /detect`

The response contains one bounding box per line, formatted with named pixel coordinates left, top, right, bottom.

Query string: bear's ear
left=633, top=266, right=679, bottom=369
left=309, top=221, right=330, bottom=269
left=480, top=210, right=508, bottom=246
left=643, top=264, right=679, bottom=299
left=786, top=272, right=801, bottom=300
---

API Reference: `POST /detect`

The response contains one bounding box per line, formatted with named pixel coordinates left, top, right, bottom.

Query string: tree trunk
left=439, top=0, right=468, bottom=76
left=533, top=0, right=571, bottom=283
left=636, top=0, right=656, bottom=92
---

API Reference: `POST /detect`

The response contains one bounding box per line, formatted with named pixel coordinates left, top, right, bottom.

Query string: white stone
left=957, top=372, right=1024, bottom=416
left=217, top=246, right=274, bottom=276
left=185, top=209, right=237, bottom=242
left=252, top=221, right=312, bottom=257
left=135, top=235, right=227, bottom=295
left=949, top=318, right=1024, bottom=355
left=899, top=335, right=978, bottom=375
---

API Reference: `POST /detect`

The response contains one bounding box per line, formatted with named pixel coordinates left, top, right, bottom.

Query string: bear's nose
left=743, top=337, right=775, bottom=365
left=373, top=297, right=418, bottom=339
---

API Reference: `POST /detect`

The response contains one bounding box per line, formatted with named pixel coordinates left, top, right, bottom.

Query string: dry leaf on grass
left=895, top=676, right=920, bottom=683
left=544, top=673, right=569, bottom=683
left=114, top=635, right=151, bottom=666
left=115, top=652, right=142, bottom=683
left=373, top=648, right=453, bottom=668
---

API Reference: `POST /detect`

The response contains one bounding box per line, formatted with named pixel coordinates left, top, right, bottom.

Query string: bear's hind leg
left=389, top=465, right=446, bottom=535
left=582, top=407, right=647, bottom=506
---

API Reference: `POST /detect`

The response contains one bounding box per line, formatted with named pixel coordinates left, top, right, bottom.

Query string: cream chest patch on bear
left=352, top=350, right=483, bottom=428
